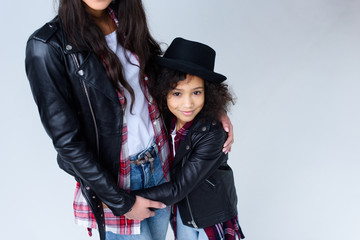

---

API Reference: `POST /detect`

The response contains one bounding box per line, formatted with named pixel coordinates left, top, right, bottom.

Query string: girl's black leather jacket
left=25, top=18, right=135, bottom=240
left=135, top=119, right=238, bottom=228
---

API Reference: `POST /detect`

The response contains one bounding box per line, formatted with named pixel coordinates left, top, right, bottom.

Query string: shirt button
left=158, top=142, right=161, bottom=146
left=78, top=70, right=84, bottom=76
left=153, top=121, right=157, bottom=125
left=144, top=76, right=149, bottom=81
left=86, top=186, right=90, bottom=190
left=212, top=121, right=216, bottom=125
left=186, top=145, right=190, bottom=150
left=202, top=127, right=207, bottom=131
left=92, top=196, right=96, bottom=199
left=66, top=44, right=72, bottom=51
left=98, top=205, right=101, bottom=208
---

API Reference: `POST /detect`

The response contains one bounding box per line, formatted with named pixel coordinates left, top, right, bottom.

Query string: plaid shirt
left=73, top=8, right=170, bottom=235
left=170, top=119, right=245, bottom=240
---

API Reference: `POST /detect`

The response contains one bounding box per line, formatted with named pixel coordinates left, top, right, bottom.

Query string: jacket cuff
left=110, top=193, right=137, bottom=216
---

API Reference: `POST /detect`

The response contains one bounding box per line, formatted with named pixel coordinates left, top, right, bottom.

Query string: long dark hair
left=149, top=68, right=235, bottom=122
left=58, top=0, right=162, bottom=112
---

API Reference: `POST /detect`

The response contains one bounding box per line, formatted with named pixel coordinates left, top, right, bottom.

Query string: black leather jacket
left=25, top=18, right=135, bottom=240
left=135, top=119, right=238, bottom=228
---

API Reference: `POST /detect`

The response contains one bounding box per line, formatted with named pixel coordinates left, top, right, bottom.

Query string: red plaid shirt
left=170, top=119, right=245, bottom=240
left=73, top=8, right=170, bottom=235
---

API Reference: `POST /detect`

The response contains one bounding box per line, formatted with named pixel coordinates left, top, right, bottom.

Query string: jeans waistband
left=129, top=141, right=157, bottom=172
left=129, top=140, right=157, bottom=161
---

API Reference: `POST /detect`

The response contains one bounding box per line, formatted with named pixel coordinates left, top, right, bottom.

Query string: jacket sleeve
left=133, top=127, right=227, bottom=205
left=25, top=38, right=135, bottom=216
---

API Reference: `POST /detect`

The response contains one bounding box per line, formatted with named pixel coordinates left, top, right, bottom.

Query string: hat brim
left=156, top=57, right=227, bottom=83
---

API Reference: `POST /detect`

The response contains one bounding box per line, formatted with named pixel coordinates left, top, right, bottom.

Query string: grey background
left=1, top=0, right=359, bottom=239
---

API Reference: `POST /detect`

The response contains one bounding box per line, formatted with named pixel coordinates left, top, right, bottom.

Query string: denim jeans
left=105, top=141, right=170, bottom=240
left=176, top=210, right=208, bottom=240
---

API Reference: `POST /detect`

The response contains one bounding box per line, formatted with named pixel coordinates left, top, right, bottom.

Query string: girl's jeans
left=176, top=210, right=208, bottom=240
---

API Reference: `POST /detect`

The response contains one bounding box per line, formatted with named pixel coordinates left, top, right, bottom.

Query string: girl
left=134, top=37, right=245, bottom=240
left=25, top=0, right=234, bottom=239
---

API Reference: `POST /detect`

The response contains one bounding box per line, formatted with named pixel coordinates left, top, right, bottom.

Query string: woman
left=25, top=0, right=234, bottom=239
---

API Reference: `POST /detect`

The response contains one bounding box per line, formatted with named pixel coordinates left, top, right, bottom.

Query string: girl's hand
left=220, top=113, right=234, bottom=154
left=124, top=196, right=166, bottom=220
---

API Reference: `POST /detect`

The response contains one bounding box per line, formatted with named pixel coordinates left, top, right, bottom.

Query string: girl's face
left=82, top=0, right=112, bottom=16
left=167, top=74, right=205, bottom=130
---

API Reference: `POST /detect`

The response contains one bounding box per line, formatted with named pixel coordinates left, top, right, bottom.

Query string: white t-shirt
left=105, top=31, right=154, bottom=155
left=170, top=127, right=177, bottom=157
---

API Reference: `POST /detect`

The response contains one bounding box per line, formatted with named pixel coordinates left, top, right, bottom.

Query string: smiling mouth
left=181, top=111, right=194, bottom=116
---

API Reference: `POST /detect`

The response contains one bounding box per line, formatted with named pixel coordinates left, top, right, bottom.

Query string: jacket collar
left=56, top=18, right=88, bottom=54
left=41, top=17, right=88, bottom=54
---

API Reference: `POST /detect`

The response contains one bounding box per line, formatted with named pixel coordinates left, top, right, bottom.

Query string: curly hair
left=149, top=67, right=234, bottom=122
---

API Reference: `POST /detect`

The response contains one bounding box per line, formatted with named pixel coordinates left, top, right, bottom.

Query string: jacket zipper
left=206, top=179, right=215, bottom=187
left=71, top=53, right=100, bottom=157
left=185, top=196, right=198, bottom=228
left=181, top=157, right=198, bottom=228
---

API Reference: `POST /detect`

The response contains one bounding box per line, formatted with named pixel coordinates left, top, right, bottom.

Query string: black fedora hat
left=156, top=38, right=227, bottom=83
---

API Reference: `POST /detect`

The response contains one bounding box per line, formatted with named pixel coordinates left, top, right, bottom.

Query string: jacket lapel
left=172, top=134, right=192, bottom=167
left=171, top=120, right=206, bottom=167
left=76, top=53, right=120, bottom=105
left=60, top=23, right=120, bottom=105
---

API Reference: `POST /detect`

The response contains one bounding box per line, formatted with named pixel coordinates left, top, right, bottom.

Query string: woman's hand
left=124, top=196, right=166, bottom=220
left=220, top=113, right=234, bottom=154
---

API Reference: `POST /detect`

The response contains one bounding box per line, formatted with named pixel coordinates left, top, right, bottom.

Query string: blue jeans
left=176, top=210, right=208, bottom=240
left=106, top=142, right=170, bottom=240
